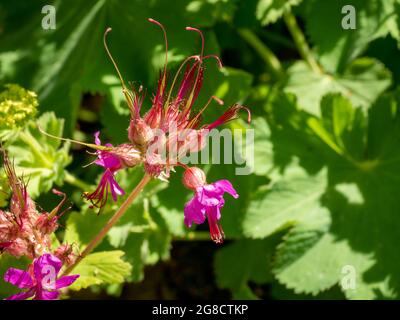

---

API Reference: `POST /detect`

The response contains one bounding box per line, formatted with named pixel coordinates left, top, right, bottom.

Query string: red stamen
left=206, top=104, right=251, bottom=130
left=206, top=213, right=224, bottom=244
left=185, top=95, right=224, bottom=129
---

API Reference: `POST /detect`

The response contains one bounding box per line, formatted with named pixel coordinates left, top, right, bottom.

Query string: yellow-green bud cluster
left=0, top=84, right=38, bottom=131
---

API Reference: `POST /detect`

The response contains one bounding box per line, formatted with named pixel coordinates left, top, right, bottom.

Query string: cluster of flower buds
left=0, top=151, right=76, bottom=263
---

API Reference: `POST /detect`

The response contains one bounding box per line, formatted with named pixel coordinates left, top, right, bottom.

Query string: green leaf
left=307, top=93, right=366, bottom=160
left=0, top=255, right=30, bottom=299
left=234, top=117, right=274, bottom=176
left=284, top=59, right=391, bottom=115
left=64, top=207, right=111, bottom=250
left=256, top=0, right=302, bottom=25
left=243, top=169, right=327, bottom=239
left=185, top=0, right=237, bottom=26
left=306, top=0, right=398, bottom=73
left=264, top=91, right=400, bottom=298
left=5, top=112, right=71, bottom=198
left=272, top=201, right=334, bottom=295
left=214, top=237, right=280, bottom=298
left=69, top=251, right=132, bottom=291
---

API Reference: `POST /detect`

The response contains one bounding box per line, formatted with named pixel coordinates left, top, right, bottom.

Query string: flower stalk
left=283, top=12, right=322, bottom=74
left=237, top=28, right=284, bottom=80
left=64, top=171, right=91, bottom=191
left=62, top=174, right=151, bottom=275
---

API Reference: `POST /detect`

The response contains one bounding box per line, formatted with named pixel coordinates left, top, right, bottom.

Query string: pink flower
left=4, top=253, right=79, bottom=300
left=182, top=167, right=238, bottom=243
left=83, top=132, right=127, bottom=208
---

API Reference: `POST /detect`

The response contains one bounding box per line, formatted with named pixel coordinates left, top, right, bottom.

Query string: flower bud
left=128, top=119, right=154, bottom=147
left=111, top=144, right=142, bottom=167
left=54, top=244, right=76, bottom=266
left=35, top=214, right=58, bottom=235
left=182, top=167, right=206, bottom=190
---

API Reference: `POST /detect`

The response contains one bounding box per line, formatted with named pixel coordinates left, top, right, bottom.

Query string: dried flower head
left=0, top=151, right=71, bottom=258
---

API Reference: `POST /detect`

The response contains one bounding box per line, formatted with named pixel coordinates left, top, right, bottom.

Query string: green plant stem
left=283, top=12, right=322, bottom=74
left=238, top=28, right=284, bottom=80
left=62, top=174, right=152, bottom=275
left=260, top=29, right=297, bottom=50
left=64, top=171, right=91, bottom=190
left=19, top=131, right=51, bottom=168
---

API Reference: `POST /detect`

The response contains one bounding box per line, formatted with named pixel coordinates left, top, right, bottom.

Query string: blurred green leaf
left=284, top=58, right=391, bottom=115
left=256, top=0, right=302, bottom=25
left=6, top=112, right=71, bottom=198
left=214, top=237, right=280, bottom=298
left=0, top=255, right=30, bottom=299
left=306, top=0, right=398, bottom=73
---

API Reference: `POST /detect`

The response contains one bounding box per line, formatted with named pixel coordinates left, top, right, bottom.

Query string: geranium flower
left=4, top=253, right=79, bottom=300
left=182, top=167, right=238, bottom=243
left=83, top=131, right=141, bottom=207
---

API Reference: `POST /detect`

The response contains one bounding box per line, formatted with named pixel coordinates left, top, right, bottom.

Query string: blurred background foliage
left=1, top=0, right=400, bottom=299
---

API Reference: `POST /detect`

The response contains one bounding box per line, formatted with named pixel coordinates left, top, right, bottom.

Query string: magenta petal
left=214, top=180, right=239, bottom=198
left=4, top=268, right=33, bottom=289
left=36, top=290, right=60, bottom=300
left=34, top=254, right=62, bottom=283
left=106, top=172, right=125, bottom=201
left=95, top=152, right=121, bottom=169
left=5, top=289, right=35, bottom=300
left=197, top=185, right=221, bottom=206
left=94, top=131, right=101, bottom=145
left=56, top=275, right=80, bottom=290
left=184, top=196, right=206, bottom=227
left=93, top=132, right=121, bottom=170
left=208, top=204, right=222, bottom=221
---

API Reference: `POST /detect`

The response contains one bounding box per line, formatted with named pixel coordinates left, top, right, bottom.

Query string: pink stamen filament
left=103, top=28, right=127, bottom=91
left=181, top=27, right=209, bottom=115
left=164, top=55, right=201, bottom=110
left=148, top=18, right=169, bottom=76
left=185, top=95, right=224, bottom=129
left=186, top=26, right=205, bottom=60
left=206, top=212, right=224, bottom=244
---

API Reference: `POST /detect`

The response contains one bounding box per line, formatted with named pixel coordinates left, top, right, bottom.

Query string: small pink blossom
left=83, top=132, right=126, bottom=208
left=182, top=167, right=238, bottom=244
left=4, top=253, right=79, bottom=300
